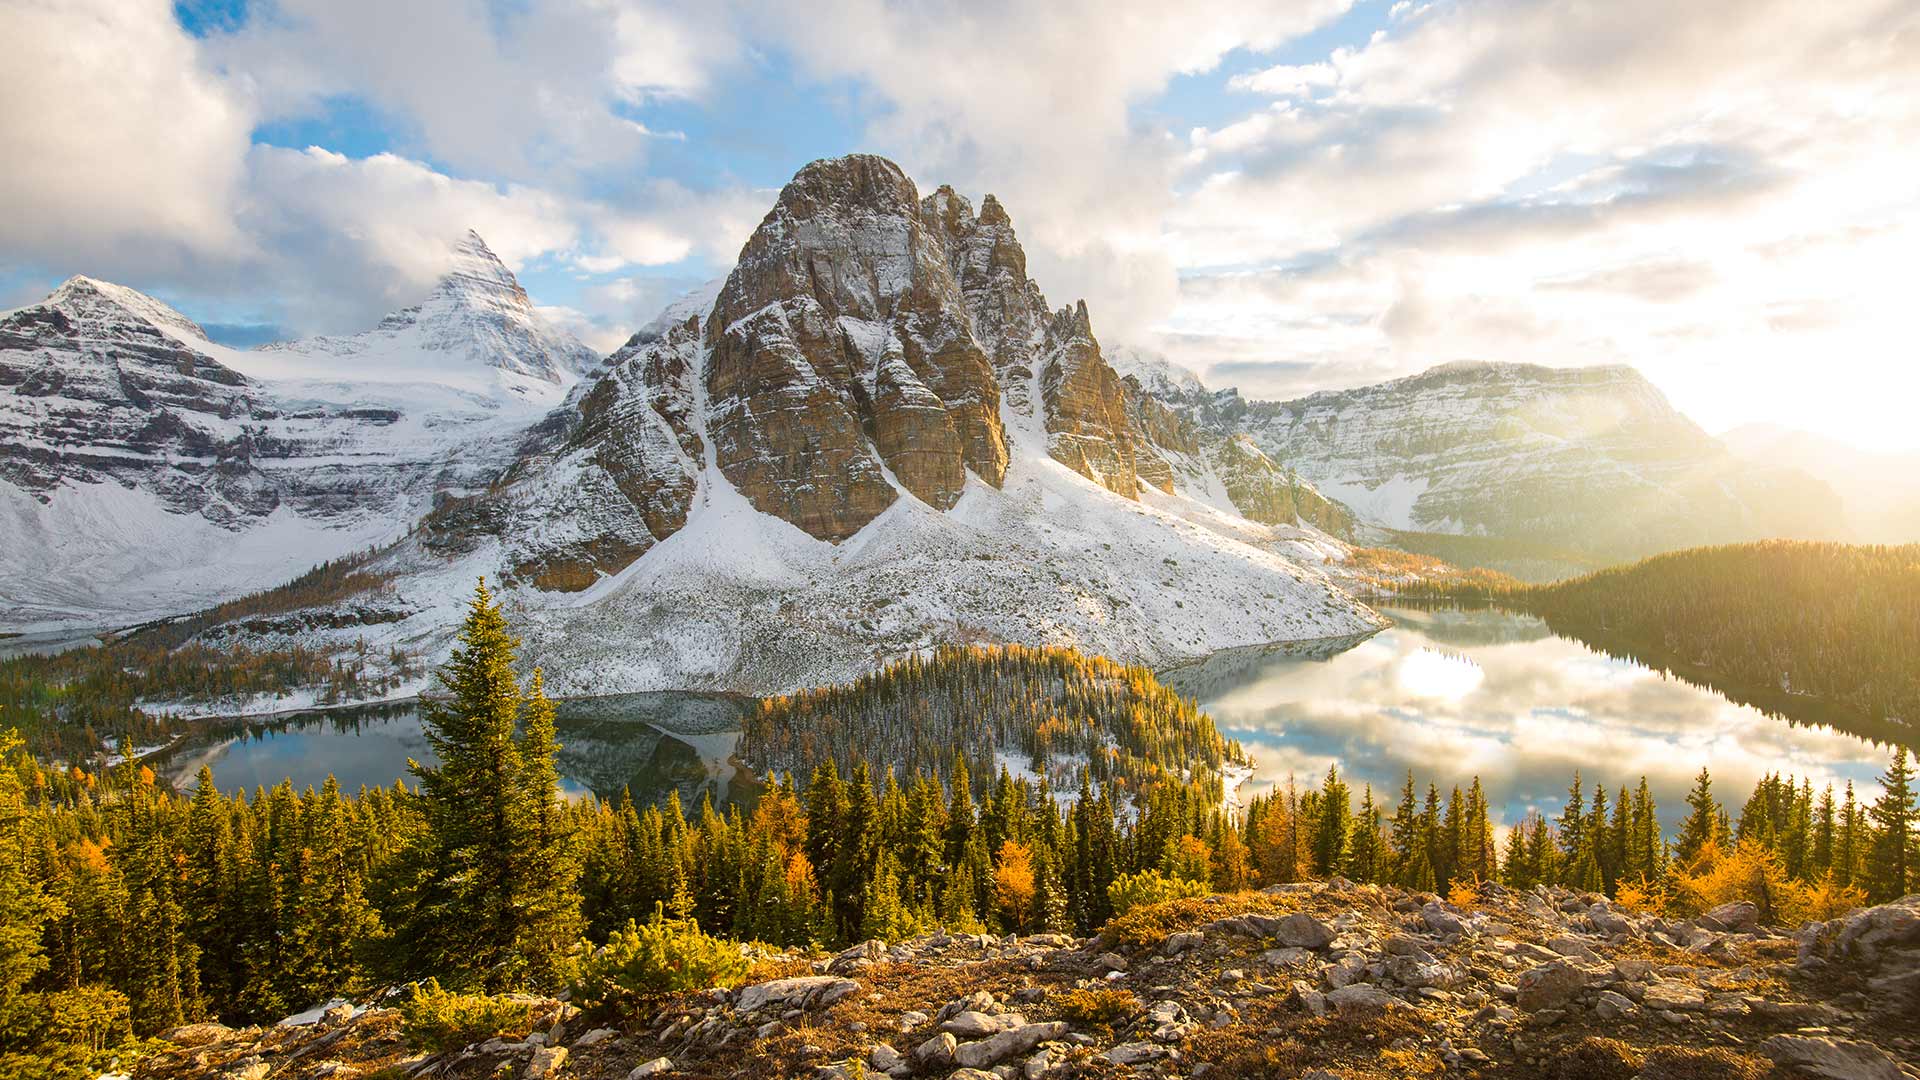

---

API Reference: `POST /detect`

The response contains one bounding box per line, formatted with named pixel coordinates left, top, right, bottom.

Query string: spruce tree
left=395, top=579, right=580, bottom=989
left=1675, top=768, right=1720, bottom=865
left=1867, top=747, right=1915, bottom=901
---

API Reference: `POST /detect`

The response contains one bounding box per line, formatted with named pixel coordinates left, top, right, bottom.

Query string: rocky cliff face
left=1109, top=346, right=1354, bottom=537
left=0, top=277, right=276, bottom=522
left=452, top=157, right=1355, bottom=594
left=703, top=156, right=1009, bottom=541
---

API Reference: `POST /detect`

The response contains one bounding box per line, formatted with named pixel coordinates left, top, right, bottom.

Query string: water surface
left=1161, top=606, right=1892, bottom=831
left=153, top=692, right=752, bottom=807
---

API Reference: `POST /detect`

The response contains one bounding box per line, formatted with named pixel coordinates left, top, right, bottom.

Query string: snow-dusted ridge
left=0, top=233, right=599, bottom=629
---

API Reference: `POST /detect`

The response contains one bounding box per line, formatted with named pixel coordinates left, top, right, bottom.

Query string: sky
left=4, top=0, right=1918, bottom=448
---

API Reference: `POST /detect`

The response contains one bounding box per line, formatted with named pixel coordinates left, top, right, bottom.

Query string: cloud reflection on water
left=1176, top=607, right=1888, bottom=831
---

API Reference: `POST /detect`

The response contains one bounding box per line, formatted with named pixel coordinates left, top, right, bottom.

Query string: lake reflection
left=153, top=693, right=752, bottom=808
left=1162, top=607, right=1892, bottom=831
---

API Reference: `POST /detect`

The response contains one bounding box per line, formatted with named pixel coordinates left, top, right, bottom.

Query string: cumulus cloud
left=0, top=0, right=254, bottom=274
left=752, top=0, right=1355, bottom=343
left=1162, top=0, right=1920, bottom=442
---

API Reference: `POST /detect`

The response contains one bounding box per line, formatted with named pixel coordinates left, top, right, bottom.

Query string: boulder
left=913, top=1031, right=958, bottom=1068
left=626, top=1059, right=674, bottom=1079
left=1421, top=902, right=1466, bottom=936
left=869, top=1044, right=905, bottom=1073
left=1641, top=981, right=1706, bottom=1012
left=524, top=1046, right=567, bottom=1080
left=1325, top=985, right=1405, bottom=1017
left=951, top=1022, right=1068, bottom=1069
left=940, top=1011, right=1010, bottom=1038
left=1759, top=1035, right=1904, bottom=1080
left=1104, top=1042, right=1166, bottom=1065
left=735, top=976, right=860, bottom=1015
left=1515, top=959, right=1589, bottom=1012
left=1272, top=913, right=1336, bottom=949
left=1699, top=901, right=1759, bottom=933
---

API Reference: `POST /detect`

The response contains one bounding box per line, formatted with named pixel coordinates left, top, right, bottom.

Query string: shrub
left=1613, top=877, right=1665, bottom=915
left=1554, top=1037, right=1642, bottom=1080
left=569, top=903, right=751, bottom=1006
left=1637, top=1046, right=1768, bottom=1080
left=398, top=979, right=533, bottom=1053
left=1105, top=870, right=1208, bottom=917
left=1052, top=988, right=1137, bottom=1031
left=1446, top=876, right=1482, bottom=910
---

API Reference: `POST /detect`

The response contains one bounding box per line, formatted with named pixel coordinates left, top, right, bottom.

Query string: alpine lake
left=149, top=606, right=1904, bottom=830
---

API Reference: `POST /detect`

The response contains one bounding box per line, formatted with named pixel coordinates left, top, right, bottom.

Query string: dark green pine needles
left=392, top=579, right=581, bottom=990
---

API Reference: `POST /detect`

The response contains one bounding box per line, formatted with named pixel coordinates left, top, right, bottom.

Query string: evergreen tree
left=0, top=730, right=59, bottom=1011
left=1311, top=766, right=1351, bottom=878
left=1675, top=768, right=1720, bottom=865
left=394, top=579, right=580, bottom=989
left=1866, top=747, right=1916, bottom=901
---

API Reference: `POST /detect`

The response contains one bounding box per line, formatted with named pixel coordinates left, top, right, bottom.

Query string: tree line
left=1408, top=540, right=1920, bottom=746
left=2, top=581, right=1914, bottom=1077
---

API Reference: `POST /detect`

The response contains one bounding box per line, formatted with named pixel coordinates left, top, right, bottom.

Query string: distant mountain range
left=0, top=153, right=1852, bottom=692
left=1722, top=423, right=1920, bottom=545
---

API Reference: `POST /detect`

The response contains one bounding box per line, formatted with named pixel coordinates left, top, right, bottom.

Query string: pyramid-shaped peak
left=47, top=275, right=209, bottom=341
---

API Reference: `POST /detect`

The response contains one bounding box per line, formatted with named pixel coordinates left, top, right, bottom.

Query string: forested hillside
left=1421, top=541, right=1920, bottom=745
left=743, top=645, right=1246, bottom=801
left=0, top=554, right=419, bottom=762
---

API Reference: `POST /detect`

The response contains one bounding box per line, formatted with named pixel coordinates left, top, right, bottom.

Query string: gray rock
left=1759, top=1034, right=1904, bottom=1080
left=524, top=1046, right=567, bottom=1080
left=1515, top=959, right=1589, bottom=1012
left=913, top=1031, right=958, bottom=1068
left=1699, top=901, right=1759, bottom=932
left=941, top=1011, right=1007, bottom=1038
left=1421, top=901, right=1466, bottom=936
left=1592, top=990, right=1637, bottom=1021
left=1262, top=946, right=1314, bottom=969
left=1641, top=981, right=1706, bottom=1012
left=869, top=1044, right=905, bottom=1073
left=1273, top=912, right=1335, bottom=949
left=735, top=976, right=860, bottom=1014
left=1325, top=954, right=1368, bottom=988
left=1163, top=930, right=1204, bottom=955
left=951, top=1022, right=1068, bottom=1069
left=626, top=1059, right=673, bottom=1079
left=1104, top=1041, right=1166, bottom=1065
left=571, top=1028, right=617, bottom=1048
left=1325, top=985, right=1405, bottom=1017
left=1589, top=905, right=1634, bottom=936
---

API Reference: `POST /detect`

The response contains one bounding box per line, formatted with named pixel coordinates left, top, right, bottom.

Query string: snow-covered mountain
left=1117, top=358, right=1841, bottom=576
left=0, top=233, right=598, bottom=628
left=173, top=155, right=1383, bottom=696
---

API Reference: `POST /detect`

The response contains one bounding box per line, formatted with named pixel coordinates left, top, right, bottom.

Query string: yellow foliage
left=993, top=840, right=1036, bottom=926
left=1447, top=876, right=1482, bottom=910
left=1613, top=877, right=1665, bottom=915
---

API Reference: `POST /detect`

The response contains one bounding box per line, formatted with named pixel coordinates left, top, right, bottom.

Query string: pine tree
left=395, top=579, right=581, bottom=989
left=1866, top=747, right=1915, bottom=902
left=1675, top=768, right=1719, bottom=865
left=1311, top=766, right=1351, bottom=878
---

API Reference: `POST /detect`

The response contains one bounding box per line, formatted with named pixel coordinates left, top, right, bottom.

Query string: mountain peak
left=45, top=275, right=209, bottom=341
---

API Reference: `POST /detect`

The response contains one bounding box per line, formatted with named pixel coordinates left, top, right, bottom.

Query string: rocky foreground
left=135, top=884, right=1919, bottom=1080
